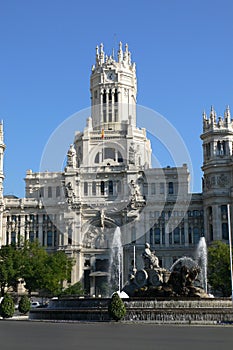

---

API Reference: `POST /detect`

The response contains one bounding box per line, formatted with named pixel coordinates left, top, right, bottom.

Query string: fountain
left=29, top=237, right=233, bottom=324
left=108, top=227, right=123, bottom=295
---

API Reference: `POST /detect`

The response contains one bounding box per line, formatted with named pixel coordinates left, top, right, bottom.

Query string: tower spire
left=99, top=43, right=105, bottom=64
left=118, top=41, right=123, bottom=62
left=224, top=105, right=231, bottom=123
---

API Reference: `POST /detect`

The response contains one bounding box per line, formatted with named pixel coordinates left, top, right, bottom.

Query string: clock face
left=106, top=71, right=116, bottom=81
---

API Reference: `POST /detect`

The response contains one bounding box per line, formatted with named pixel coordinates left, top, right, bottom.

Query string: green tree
left=18, top=295, right=31, bottom=314
left=108, top=292, right=126, bottom=321
left=208, top=241, right=232, bottom=296
left=0, top=245, right=21, bottom=296
left=0, top=241, right=74, bottom=297
left=60, top=281, right=84, bottom=296
left=0, top=294, right=15, bottom=318
left=20, top=240, right=48, bottom=295
left=41, top=251, right=74, bottom=296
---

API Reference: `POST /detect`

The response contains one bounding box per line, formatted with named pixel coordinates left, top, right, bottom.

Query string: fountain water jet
left=195, top=236, right=208, bottom=293
left=108, top=227, right=123, bottom=295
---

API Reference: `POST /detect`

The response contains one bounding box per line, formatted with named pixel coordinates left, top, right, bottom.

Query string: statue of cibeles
left=142, top=242, right=160, bottom=269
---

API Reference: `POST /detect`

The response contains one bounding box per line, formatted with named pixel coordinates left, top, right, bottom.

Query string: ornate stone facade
left=0, top=43, right=232, bottom=296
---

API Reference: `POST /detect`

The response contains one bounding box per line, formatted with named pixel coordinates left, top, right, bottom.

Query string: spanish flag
left=101, top=128, right=105, bottom=139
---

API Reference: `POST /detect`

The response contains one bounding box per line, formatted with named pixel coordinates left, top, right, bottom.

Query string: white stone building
left=0, top=43, right=232, bottom=296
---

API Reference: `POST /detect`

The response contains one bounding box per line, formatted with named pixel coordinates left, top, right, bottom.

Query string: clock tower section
left=90, top=42, right=137, bottom=131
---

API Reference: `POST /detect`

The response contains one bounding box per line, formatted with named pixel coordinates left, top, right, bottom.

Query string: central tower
left=90, top=42, right=137, bottom=131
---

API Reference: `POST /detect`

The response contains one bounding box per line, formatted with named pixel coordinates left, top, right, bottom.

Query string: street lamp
left=227, top=204, right=233, bottom=306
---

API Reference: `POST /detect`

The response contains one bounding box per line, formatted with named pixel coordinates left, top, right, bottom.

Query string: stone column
left=38, top=214, right=43, bottom=245
left=184, top=215, right=189, bottom=247
left=213, top=204, right=221, bottom=240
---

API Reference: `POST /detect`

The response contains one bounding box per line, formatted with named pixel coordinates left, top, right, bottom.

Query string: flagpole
left=227, top=204, right=233, bottom=306
left=101, top=128, right=104, bottom=162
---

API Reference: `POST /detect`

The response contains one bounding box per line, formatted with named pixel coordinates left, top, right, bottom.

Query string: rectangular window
left=174, top=227, right=180, bottom=244
left=168, top=182, right=174, bottom=194
left=92, top=182, right=96, bottom=195
left=101, top=181, right=105, bottom=195
left=117, top=181, right=121, bottom=194
left=39, top=187, right=44, bottom=198
left=47, top=231, right=53, bottom=247
left=109, top=180, right=113, bottom=195
left=114, top=109, right=118, bottom=122
left=151, top=183, right=156, bottom=195
left=29, top=231, right=34, bottom=243
left=103, top=109, right=107, bottom=123
left=160, top=183, right=164, bottom=194
left=48, top=186, right=52, bottom=198
left=84, top=182, right=88, bottom=196
left=222, top=223, right=228, bottom=240
left=154, top=228, right=160, bottom=244
left=56, top=186, right=60, bottom=197
left=143, top=183, right=148, bottom=196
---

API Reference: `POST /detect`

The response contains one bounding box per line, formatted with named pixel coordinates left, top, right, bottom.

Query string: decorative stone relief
left=217, top=174, right=228, bottom=187
left=82, top=227, right=99, bottom=248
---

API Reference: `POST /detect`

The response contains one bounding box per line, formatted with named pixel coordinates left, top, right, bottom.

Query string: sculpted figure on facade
left=67, top=144, right=76, bottom=168
left=64, top=182, right=75, bottom=204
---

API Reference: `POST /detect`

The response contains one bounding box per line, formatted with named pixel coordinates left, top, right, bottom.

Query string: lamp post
left=227, top=204, right=233, bottom=306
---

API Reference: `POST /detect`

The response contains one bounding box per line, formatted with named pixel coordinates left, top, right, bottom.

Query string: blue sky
left=0, top=0, right=233, bottom=197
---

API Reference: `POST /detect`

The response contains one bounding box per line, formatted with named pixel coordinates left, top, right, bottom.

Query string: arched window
left=103, top=90, right=106, bottom=104
left=217, top=141, right=221, bottom=155
left=108, top=89, right=112, bottom=104
left=114, top=89, right=118, bottom=103
left=222, top=140, right=226, bottom=155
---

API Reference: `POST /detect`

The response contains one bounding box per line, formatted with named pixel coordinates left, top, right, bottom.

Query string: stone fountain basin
left=29, top=297, right=233, bottom=324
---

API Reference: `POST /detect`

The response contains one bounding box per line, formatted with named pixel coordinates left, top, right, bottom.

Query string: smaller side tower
left=201, top=106, right=233, bottom=242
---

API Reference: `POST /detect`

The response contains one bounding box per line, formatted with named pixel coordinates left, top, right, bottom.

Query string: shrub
left=108, top=292, right=126, bottom=321
left=18, top=295, right=31, bottom=314
left=0, top=294, right=15, bottom=318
